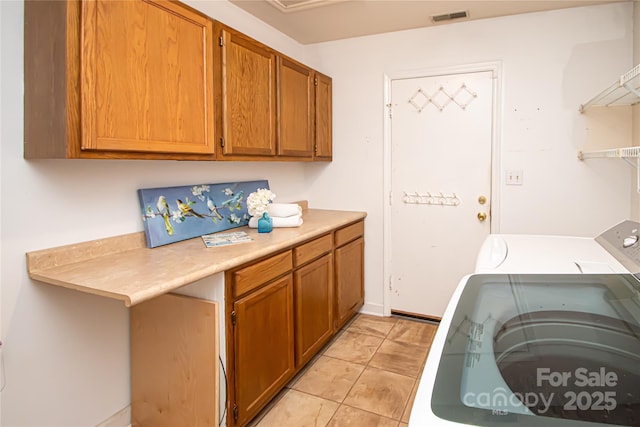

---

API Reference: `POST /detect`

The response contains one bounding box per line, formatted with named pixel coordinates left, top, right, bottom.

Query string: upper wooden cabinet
left=24, top=0, right=216, bottom=159
left=215, top=23, right=277, bottom=158
left=278, top=57, right=314, bottom=158
left=24, top=0, right=331, bottom=162
left=214, top=22, right=332, bottom=161
left=314, top=72, right=333, bottom=161
left=277, top=61, right=333, bottom=161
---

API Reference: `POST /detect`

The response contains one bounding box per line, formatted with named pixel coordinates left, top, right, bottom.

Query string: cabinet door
left=278, top=57, right=314, bottom=157
left=334, top=237, right=364, bottom=329
left=81, top=0, right=215, bottom=154
left=314, top=72, right=333, bottom=160
left=218, top=25, right=277, bottom=157
left=233, top=275, right=294, bottom=425
left=294, top=253, right=333, bottom=367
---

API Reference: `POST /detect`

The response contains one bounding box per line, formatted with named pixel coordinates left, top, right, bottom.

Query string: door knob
left=477, top=212, right=487, bottom=222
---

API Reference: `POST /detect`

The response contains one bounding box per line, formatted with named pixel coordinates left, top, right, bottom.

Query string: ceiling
left=229, top=0, right=626, bottom=45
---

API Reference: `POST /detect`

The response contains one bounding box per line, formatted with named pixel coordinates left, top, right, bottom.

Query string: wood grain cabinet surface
left=131, top=293, right=219, bottom=427
left=232, top=250, right=293, bottom=298
left=226, top=223, right=364, bottom=426
left=294, top=252, right=334, bottom=366
left=215, top=23, right=277, bottom=158
left=24, top=0, right=331, bottom=162
left=278, top=57, right=315, bottom=158
left=314, top=71, right=333, bottom=161
left=334, top=224, right=365, bottom=330
left=24, top=0, right=216, bottom=159
left=233, top=275, right=295, bottom=426
left=214, top=23, right=332, bottom=161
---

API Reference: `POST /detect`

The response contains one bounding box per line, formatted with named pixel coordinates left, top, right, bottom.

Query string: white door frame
left=382, top=61, right=503, bottom=317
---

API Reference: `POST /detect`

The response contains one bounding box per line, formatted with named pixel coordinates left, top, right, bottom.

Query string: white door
left=389, top=70, right=494, bottom=318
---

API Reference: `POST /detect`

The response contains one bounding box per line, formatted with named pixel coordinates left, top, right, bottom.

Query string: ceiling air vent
left=431, top=10, right=468, bottom=23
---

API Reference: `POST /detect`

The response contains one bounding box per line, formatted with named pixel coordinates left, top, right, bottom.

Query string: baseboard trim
left=96, top=405, right=131, bottom=427
left=359, top=302, right=384, bottom=316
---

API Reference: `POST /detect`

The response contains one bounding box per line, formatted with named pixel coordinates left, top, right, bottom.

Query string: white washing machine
left=410, top=221, right=640, bottom=426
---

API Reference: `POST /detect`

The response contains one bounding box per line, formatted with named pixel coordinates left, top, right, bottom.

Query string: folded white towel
left=267, top=203, right=302, bottom=218
left=249, top=214, right=304, bottom=228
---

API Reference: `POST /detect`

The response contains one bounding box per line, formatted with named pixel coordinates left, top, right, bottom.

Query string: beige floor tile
left=401, top=378, right=419, bottom=423
left=287, top=351, right=325, bottom=388
left=369, top=339, right=428, bottom=378
left=323, top=331, right=383, bottom=364
left=346, top=314, right=398, bottom=338
left=399, top=423, right=408, bottom=427
left=387, top=319, right=437, bottom=347
left=292, top=356, right=365, bottom=402
left=343, top=367, right=415, bottom=420
left=255, top=389, right=339, bottom=427
left=327, top=405, right=399, bottom=427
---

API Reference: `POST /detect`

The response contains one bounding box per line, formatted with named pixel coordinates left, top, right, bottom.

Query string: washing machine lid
left=431, top=274, right=640, bottom=427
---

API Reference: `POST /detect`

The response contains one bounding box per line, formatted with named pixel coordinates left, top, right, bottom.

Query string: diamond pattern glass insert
left=408, top=83, right=477, bottom=113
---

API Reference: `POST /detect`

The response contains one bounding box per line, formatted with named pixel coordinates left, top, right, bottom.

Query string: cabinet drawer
left=294, top=234, right=332, bottom=267
left=233, top=251, right=293, bottom=297
left=334, top=221, right=364, bottom=247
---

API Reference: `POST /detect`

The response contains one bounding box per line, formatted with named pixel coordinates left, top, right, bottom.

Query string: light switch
left=506, top=170, right=523, bottom=185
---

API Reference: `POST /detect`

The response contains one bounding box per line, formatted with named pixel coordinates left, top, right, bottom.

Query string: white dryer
left=475, top=234, right=628, bottom=274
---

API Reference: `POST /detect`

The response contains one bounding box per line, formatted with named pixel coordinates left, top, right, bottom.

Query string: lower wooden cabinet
left=294, top=253, right=333, bottom=367
left=233, top=275, right=295, bottom=426
left=227, top=221, right=365, bottom=426
left=334, top=233, right=364, bottom=330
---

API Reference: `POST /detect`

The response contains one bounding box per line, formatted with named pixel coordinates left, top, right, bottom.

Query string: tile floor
left=250, top=314, right=439, bottom=427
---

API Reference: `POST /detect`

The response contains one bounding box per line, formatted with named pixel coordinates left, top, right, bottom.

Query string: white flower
left=191, top=185, right=210, bottom=201
left=247, top=188, right=276, bottom=217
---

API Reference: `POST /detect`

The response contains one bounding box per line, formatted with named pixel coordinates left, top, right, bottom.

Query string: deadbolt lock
left=478, top=195, right=487, bottom=205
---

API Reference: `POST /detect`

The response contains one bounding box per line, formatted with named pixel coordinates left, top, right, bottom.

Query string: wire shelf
left=578, top=146, right=640, bottom=192
left=579, top=64, right=640, bottom=112
left=578, top=146, right=640, bottom=160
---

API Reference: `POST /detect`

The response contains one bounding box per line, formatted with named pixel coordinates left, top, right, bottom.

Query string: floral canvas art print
left=138, top=180, right=269, bottom=248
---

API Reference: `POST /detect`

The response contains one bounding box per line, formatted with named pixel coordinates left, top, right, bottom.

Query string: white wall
left=1, top=1, right=634, bottom=425
left=0, top=1, right=318, bottom=425
left=632, top=1, right=640, bottom=221
left=306, top=3, right=633, bottom=314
